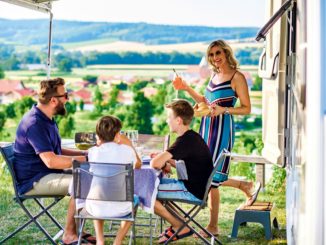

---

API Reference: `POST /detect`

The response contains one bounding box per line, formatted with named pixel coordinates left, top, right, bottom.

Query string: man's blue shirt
left=14, top=105, right=63, bottom=194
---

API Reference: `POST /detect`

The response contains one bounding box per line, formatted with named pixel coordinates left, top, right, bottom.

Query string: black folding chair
left=0, top=143, right=66, bottom=244
left=157, top=149, right=229, bottom=245
left=73, top=160, right=139, bottom=245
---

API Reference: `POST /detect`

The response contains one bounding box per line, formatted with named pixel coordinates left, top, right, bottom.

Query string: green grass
left=0, top=167, right=286, bottom=244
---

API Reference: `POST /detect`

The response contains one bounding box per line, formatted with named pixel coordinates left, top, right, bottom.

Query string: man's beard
left=55, top=101, right=67, bottom=116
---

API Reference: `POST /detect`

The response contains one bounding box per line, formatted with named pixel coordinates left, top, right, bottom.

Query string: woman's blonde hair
left=206, top=40, right=239, bottom=73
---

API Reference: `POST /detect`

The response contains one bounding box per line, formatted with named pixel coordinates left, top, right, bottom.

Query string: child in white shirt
left=86, top=115, right=141, bottom=245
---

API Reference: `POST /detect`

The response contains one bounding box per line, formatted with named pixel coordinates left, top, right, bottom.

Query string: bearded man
left=14, top=78, right=96, bottom=244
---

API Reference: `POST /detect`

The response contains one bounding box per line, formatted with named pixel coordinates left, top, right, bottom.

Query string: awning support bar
left=47, top=10, right=53, bottom=79
left=255, top=0, right=293, bottom=41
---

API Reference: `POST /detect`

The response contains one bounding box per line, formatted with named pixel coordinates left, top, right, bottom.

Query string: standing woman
left=173, top=40, right=261, bottom=235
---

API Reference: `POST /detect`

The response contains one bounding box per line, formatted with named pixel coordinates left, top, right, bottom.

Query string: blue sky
left=0, top=0, right=265, bottom=27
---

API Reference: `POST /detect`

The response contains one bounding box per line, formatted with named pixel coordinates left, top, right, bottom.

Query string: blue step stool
left=231, top=202, right=275, bottom=240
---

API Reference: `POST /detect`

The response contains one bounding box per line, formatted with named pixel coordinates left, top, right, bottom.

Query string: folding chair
left=157, top=149, right=229, bottom=245
left=72, top=160, right=139, bottom=245
left=0, top=143, right=65, bottom=244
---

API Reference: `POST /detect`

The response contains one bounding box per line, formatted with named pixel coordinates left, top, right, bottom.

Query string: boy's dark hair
left=38, top=77, right=65, bottom=104
left=165, top=99, right=194, bottom=125
left=96, top=115, right=122, bottom=142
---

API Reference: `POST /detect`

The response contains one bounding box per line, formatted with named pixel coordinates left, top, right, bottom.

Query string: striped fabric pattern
left=199, top=79, right=237, bottom=186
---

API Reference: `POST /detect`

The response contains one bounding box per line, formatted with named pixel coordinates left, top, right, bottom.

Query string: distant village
left=0, top=61, right=253, bottom=108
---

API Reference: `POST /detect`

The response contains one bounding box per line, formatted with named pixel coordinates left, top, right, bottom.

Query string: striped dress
left=199, top=73, right=237, bottom=186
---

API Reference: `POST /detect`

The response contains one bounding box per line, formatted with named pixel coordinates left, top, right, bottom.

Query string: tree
left=15, top=96, right=36, bottom=116
left=93, top=85, right=103, bottom=113
left=4, top=56, right=20, bottom=70
left=79, top=100, right=85, bottom=111
left=252, top=74, right=262, bottom=91
left=152, top=113, right=169, bottom=136
left=151, top=82, right=168, bottom=114
left=5, top=103, right=16, bottom=118
left=65, top=100, right=77, bottom=115
left=58, top=58, right=73, bottom=73
left=58, top=116, right=75, bottom=137
left=0, top=111, right=6, bottom=133
left=124, top=91, right=153, bottom=134
left=130, top=80, right=149, bottom=92
left=116, top=82, right=127, bottom=90
left=0, top=65, right=4, bottom=79
left=107, top=86, right=120, bottom=110
left=83, top=75, right=98, bottom=84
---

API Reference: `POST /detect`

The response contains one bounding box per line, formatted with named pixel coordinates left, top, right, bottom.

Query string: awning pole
left=47, top=11, right=53, bottom=79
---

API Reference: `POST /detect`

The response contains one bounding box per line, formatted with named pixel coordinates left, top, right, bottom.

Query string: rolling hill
left=0, top=18, right=259, bottom=46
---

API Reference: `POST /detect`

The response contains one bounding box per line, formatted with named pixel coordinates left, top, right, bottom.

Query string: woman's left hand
left=162, top=162, right=172, bottom=174
left=209, top=104, right=225, bottom=117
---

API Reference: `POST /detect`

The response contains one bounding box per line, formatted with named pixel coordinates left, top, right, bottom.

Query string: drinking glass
left=173, top=72, right=179, bottom=99
left=131, top=130, right=138, bottom=147
left=125, top=130, right=138, bottom=147
left=75, top=132, right=96, bottom=150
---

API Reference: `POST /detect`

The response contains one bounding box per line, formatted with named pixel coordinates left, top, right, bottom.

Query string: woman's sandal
left=245, top=181, right=261, bottom=206
left=158, top=227, right=194, bottom=244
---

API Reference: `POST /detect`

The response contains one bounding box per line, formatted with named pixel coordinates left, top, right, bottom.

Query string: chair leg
left=18, top=199, right=61, bottom=244
left=149, top=213, right=153, bottom=245
left=1, top=196, right=65, bottom=245
left=133, top=221, right=136, bottom=245
left=77, top=219, right=86, bottom=245
left=165, top=202, right=222, bottom=245
left=0, top=218, right=34, bottom=244
left=128, top=222, right=136, bottom=245
left=34, top=197, right=64, bottom=230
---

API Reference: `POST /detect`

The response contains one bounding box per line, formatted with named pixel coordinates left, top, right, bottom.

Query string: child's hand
left=150, top=152, right=160, bottom=158
left=166, top=159, right=176, bottom=167
left=119, top=134, right=132, bottom=146
left=162, top=162, right=172, bottom=174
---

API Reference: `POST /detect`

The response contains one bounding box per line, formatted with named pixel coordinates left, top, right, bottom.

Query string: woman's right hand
left=173, top=77, right=188, bottom=90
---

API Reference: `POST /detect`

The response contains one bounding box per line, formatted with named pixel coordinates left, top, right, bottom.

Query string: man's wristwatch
left=224, top=107, right=230, bottom=114
left=83, top=151, right=89, bottom=162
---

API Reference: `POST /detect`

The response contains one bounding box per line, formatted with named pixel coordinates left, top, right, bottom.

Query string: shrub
left=266, top=165, right=286, bottom=193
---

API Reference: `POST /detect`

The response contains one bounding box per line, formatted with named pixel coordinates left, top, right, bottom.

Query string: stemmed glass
left=173, top=68, right=179, bottom=99
left=75, top=132, right=96, bottom=150
left=126, top=130, right=138, bottom=147
left=172, top=68, right=185, bottom=100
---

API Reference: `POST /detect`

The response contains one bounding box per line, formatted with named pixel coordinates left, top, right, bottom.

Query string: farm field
left=5, top=64, right=259, bottom=82
left=66, top=40, right=264, bottom=53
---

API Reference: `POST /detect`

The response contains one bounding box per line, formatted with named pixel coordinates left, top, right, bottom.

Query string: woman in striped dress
left=173, top=40, right=261, bottom=236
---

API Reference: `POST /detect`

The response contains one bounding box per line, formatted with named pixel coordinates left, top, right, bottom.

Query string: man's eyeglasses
left=53, top=92, right=69, bottom=100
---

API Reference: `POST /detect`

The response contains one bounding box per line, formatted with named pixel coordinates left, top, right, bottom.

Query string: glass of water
left=126, top=130, right=138, bottom=147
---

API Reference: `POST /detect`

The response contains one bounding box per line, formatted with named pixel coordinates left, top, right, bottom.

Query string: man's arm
left=39, top=152, right=86, bottom=169
left=150, top=151, right=173, bottom=170
left=62, top=148, right=86, bottom=156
